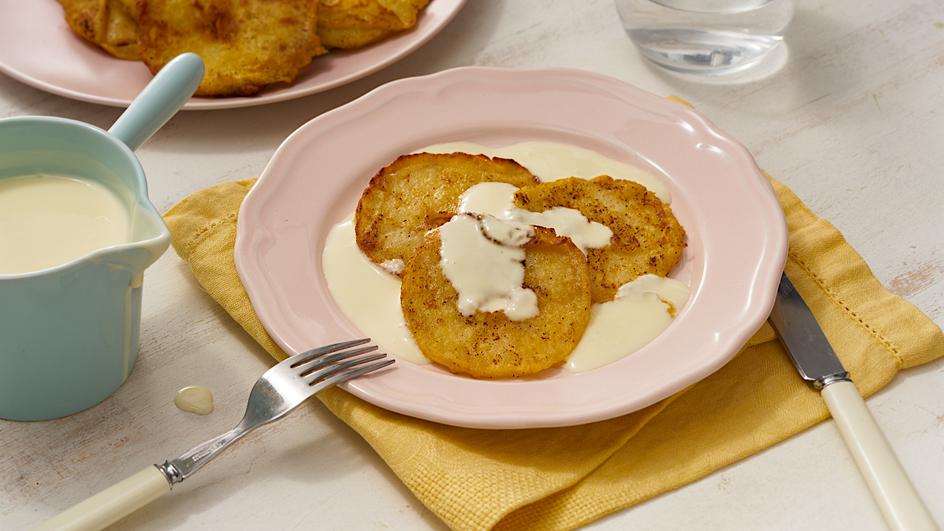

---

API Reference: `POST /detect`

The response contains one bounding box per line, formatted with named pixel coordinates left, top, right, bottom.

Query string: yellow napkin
left=165, top=174, right=942, bottom=530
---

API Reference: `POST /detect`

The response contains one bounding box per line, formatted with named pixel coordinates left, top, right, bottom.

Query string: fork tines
left=285, top=338, right=394, bottom=388
left=288, top=338, right=371, bottom=368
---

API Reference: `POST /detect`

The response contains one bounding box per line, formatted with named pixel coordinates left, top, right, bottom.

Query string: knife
left=769, top=273, right=937, bottom=531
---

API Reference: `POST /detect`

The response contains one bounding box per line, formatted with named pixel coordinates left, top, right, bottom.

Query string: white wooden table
left=2, top=0, right=943, bottom=529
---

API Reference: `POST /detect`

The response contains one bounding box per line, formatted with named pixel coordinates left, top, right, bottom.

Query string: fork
left=35, top=338, right=392, bottom=531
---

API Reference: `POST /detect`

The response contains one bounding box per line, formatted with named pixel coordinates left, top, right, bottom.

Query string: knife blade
left=769, top=272, right=936, bottom=531
left=768, top=272, right=849, bottom=389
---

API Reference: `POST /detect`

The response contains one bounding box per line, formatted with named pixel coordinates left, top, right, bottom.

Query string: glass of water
left=616, top=0, right=794, bottom=77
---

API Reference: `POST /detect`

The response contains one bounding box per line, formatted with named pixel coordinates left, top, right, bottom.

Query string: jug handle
left=108, top=53, right=204, bottom=152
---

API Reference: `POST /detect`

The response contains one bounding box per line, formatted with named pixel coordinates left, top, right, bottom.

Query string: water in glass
left=616, top=0, right=794, bottom=76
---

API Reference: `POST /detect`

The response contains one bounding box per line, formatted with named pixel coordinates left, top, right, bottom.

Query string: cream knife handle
left=32, top=466, right=170, bottom=531
left=822, top=380, right=938, bottom=531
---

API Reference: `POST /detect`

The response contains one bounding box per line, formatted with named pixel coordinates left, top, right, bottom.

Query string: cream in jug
left=0, top=174, right=131, bottom=274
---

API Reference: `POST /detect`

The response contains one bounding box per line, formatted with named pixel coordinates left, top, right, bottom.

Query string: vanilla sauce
left=174, top=386, right=215, bottom=415
left=322, top=220, right=429, bottom=364
left=457, top=182, right=612, bottom=254
left=438, top=214, right=537, bottom=321
left=0, top=174, right=130, bottom=274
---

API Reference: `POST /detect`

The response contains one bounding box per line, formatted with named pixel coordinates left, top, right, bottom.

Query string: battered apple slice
left=317, top=0, right=429, bottom=49
left=137, top=0, right=325, bottom=96
left=514, top=176, right=686, bottom=303
left=401, top=226, right=592, bottom=379
left=355, top=152, right=539, bottom=274
left=59, top=0, right=141, bottom=60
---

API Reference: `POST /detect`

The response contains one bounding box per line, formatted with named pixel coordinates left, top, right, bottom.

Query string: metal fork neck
left=155, top=461, right=183, bottom=486
left=156, top=420, right=256, bottom=486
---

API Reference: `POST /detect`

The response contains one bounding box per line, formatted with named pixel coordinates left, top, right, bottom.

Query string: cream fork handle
left=822, top=380, right=938, bottom=531
left=32, top=466, right=170, bottom=531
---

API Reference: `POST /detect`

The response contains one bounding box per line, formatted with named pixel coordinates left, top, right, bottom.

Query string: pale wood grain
left=1, top=0, right=941, bottom=529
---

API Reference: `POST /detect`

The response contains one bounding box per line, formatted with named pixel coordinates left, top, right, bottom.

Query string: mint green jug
left=0, top=54, right=204, bottom=420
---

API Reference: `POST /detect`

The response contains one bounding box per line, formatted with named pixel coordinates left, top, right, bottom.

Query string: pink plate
left=0, top=0, right=465, bottom=110
left=235, top=67, right=787, bottom=429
